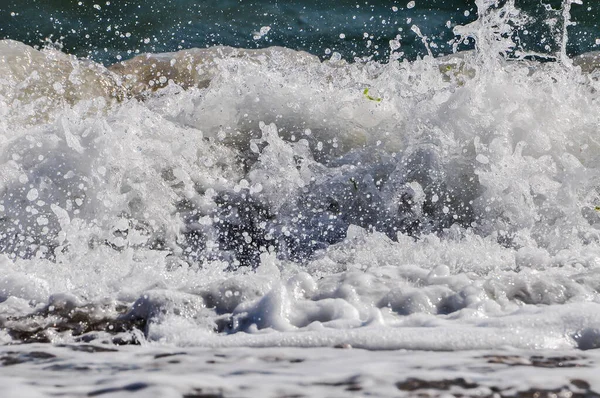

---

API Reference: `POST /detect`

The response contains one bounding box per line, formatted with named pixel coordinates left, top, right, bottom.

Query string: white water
left=2, top=1, right=600, bottom=395
left=2, top=344, right=600, bottom=397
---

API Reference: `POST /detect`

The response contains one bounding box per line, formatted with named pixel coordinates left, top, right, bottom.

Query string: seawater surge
left=1, top=0, right=600, bottom=359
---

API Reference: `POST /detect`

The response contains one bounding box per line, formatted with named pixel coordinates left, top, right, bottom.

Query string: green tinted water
left=0, top=0, right=598, bottom=63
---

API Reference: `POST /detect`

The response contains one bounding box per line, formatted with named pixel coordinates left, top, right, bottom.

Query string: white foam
left=1, top=1, right=600, bottom=358
left=1, top=344, right=600, bottom=397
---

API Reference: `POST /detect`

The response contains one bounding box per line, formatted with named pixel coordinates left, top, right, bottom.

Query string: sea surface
left=2, top=0, right=600, bottom=397
left=1, top=0, right=600, bottom=63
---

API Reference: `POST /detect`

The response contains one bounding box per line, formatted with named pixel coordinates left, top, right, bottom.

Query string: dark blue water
left=0, top=0, right=598, bottom=63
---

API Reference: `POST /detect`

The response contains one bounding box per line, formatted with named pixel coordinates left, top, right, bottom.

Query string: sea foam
left=1, top=1, right=600, bottom=353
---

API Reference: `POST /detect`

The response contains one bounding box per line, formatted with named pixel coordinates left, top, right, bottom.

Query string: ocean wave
left=2, top=3, right=600, bottom=348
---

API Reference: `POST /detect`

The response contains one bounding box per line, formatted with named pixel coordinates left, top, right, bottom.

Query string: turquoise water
left=1, top=0, right=598, bottom=63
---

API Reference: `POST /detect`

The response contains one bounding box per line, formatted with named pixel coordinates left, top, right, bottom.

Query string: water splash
left=560, top=0, right=584, bottom=65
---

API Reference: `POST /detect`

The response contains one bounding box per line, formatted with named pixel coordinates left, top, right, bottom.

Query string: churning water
left=2, top=0, right=600, bottom=396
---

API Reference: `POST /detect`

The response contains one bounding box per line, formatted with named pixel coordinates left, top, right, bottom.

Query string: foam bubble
left=0, top=0, right=600, bottom=351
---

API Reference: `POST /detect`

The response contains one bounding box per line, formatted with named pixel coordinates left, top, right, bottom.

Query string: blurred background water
left=0, top=0, right=598, bottom=64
